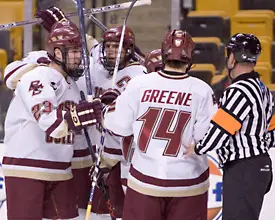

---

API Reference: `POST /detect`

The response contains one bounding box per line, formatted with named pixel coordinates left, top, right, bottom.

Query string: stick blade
left=141, top=0, right=152, bottom=5
left=131, top=0, right=152, bottom=7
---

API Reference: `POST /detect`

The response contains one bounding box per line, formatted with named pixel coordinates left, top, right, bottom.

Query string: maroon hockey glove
left=100, top=89, right=121, bottom=105
left=36, top=57, right=51, bottom=65
left=35, top=7, right=67, bottom=32
left=65, top=99, right=102, bottom=132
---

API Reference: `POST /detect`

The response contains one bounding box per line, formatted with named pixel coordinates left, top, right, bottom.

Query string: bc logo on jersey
left=207, top=154, right=223, bottom=220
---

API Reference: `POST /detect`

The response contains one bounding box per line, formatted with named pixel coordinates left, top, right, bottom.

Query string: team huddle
left=1, top=5, right=274, bottom=220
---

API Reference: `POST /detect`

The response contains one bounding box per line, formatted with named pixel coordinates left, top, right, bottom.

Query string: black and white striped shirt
left=195, top=71, right=274, bottom=165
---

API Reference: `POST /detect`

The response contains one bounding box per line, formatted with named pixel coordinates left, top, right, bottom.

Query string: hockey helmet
left=47, top=19, right=83, bottom=79
left=226, top=33, right=261, bottom=63
left=102, top=26, right=135, bottom=71
left=162, top=30, right=195, bottom=64
left=144, top=49, right=164, bottom=73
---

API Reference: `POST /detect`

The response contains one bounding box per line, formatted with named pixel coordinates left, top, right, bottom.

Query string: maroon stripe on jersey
left=73, top=147, right=95, bottom=157
left=45, top=109, right=63, bottom=136
left=157, top=71, right=189, bottom=80
left=107, top=102, right=116, bottom=113
left=4, top=63, right=27, bottom=84
left=121, top=178, right=127, bottom=187
left=104, top=146, right=123, bottom=155
left=130, top=165, right=209, bottom=187
left=3, top=156, right=71, bottom=170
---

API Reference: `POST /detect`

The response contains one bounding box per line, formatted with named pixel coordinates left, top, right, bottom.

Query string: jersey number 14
left=137, top=107, right=191, bottom=157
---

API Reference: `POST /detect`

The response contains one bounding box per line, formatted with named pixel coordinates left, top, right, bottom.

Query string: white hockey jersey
left=84, top=44, right=146, bottom=183
left=104, top=71, right=218, bottom=197
left=3, top=65, right=82, bottom=181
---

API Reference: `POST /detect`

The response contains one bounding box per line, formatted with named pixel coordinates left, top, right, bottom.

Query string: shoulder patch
left=29, top=80, right=44, bottom=96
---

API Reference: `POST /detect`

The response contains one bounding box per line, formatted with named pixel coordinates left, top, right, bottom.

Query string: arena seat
left=267, top=84, right=275, bottom=108
left=181, top=11, right=229, bottom=42
left=272, top=69, right=275, bottom=83
left=0, top=1, right=25, bottom=60
left=0, top=30, right=11, bottom=62
left=195, top=0, right=239, bottom=18
left=0, top=49, right=7, bottom=81
left=192, top=37, right=224, bottom=71
left=240, top=0, right=275, bottom=11
left=271, top=42, right=275, bottom=68
left=255, top=62, right=272, bottom=84
left=257, top=36, right=272, bottom=64
left=189, top=64, right=216, bottom=85
left=231, top=10, right=274, bottom=40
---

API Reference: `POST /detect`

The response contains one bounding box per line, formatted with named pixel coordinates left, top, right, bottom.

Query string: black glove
left=100, top=89, right=121, bottom=105
left=90, top=162, right=111, bottom=186
left=134, top=45, right=145, bottom=58
left=35, top=7, right=67, bottom=32
left=65, top=99, right=102, bottom=132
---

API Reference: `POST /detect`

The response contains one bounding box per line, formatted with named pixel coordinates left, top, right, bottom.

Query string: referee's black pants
left=222, top=153, right=273, bottom=220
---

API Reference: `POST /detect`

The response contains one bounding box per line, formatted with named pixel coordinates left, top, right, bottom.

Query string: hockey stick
left=76, top=2, right=116, bottom=220
left=75, top=1, right=99, bottom=219
left=70, top=0, right=146, bottom=64
left=0, top=0, right=151, bottom=30
left=71, top=0, right=108, bottom=32
left=112, top=0, right=139, bottom=88
left=76, top=1, right=93, bottom=102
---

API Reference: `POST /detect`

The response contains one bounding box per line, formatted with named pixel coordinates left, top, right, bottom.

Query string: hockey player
left=2, top=19, right=101, bottom=219
left=144, top=48, right=163, bottom=73
left=100, top=30, right=218, bottom=220
left=3, top=8, right=105, bottom=220
left=86, top=25, right=147, bottom=219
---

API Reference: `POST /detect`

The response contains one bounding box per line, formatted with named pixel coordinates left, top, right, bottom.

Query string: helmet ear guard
left=234, top=48, right=260, bottom=63
left=144, top=49, right=164, bottom=73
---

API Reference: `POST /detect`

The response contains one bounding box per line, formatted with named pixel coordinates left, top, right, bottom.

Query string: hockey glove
left=100, top=89, right=121, bottom=105
left=35, top=7, right=67, bottom=32
left=65, top=99, right=102, bottom=132
left=90, top=162, right=111, bottom=186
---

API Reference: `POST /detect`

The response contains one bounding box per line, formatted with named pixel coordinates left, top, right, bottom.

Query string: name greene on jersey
left=141, top=89, right=192, bottom=106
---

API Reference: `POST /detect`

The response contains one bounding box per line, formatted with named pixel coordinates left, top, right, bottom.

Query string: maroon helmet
left=162, top=30, right=195, bottom=64
left=102, top=26, right=135, bottom=72
left=47, top=19, right=83, bottom=79
left=144, top=49, right=164, bottom=73
left=47, top=19, right=81, bottom=52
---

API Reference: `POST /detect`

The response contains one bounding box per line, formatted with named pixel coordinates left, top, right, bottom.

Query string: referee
left=192, top=33, right=274, bottom=220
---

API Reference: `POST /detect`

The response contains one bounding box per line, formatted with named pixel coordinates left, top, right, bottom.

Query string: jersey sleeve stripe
left=45, top=109, right=63, bottom=136
left=73, top=148, right=91, bottom=157
left=212, top=108, right=241, bottom=135
left=104, top=146, right=123, bottom=156
left=4, top=63, right=27, bottom=84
